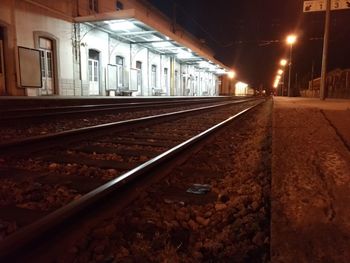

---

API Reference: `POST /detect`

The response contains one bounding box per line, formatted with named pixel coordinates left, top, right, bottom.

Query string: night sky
left=145, top=0, right=350, bottom=89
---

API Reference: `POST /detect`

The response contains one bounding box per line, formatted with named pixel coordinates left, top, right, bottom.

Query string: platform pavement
left=271, top=97, right=350, bottom=262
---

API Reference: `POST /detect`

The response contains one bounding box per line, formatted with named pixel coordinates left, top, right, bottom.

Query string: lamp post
left=286, top=35, right=297, bottom=97
left=320, top=0, right=331, bottom=100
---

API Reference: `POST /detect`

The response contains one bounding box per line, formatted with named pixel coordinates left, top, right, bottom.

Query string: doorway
left=88, top=49, right=100, bottom=95
left=38, top=37, right=55, bottom=95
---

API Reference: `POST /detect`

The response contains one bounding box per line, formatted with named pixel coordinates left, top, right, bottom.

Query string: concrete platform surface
left=271, top=97, right=350, bottom=262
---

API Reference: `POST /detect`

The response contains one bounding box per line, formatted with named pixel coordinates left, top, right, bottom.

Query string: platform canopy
left=75, top=9, right=229, bottom=75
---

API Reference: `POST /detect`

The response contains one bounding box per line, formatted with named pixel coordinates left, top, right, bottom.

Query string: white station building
left=0, top=0, right=234, bottom=97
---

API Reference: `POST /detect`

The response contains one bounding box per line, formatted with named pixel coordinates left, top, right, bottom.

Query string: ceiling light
left=177, top=50, right=193, bottom=59
left=109, top=21, right=136, bottom=31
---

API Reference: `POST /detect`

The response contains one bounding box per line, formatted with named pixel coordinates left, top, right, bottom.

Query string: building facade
left=0, top=0, right=231, bottom=97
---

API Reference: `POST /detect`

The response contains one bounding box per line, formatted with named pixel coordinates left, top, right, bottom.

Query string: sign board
left=304, top=0, right=350, bottom=12
left=18, top=47, right=42, bottom=88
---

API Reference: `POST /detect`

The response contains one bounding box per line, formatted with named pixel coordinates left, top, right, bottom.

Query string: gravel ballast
left=57, top=100, right=273, bottom=262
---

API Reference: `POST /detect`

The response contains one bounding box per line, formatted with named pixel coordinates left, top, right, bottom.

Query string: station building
left=0, top=0, right=235, bottom=97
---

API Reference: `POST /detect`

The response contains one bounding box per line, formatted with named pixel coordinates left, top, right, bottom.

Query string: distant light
left=277, top=69, right=283, bottom=75
left=228, top=71, right=236, bottom=79
left=286, top=34, right=297, bottom=45
left=273, top=74, right=282, bottom=88
left=236, top=81, right=248, bottom=89
left=109, top=21, right=135, bottom=31
left=280, top=59, right=287, bottom=66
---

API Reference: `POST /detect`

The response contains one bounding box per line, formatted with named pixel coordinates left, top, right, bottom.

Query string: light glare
left=228, top=71, right=236, bottom=79
left=286, top=34, right=297, bottom=45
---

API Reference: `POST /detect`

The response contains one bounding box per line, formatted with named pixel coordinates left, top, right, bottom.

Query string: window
left=47, top=52, right=52, bottom=78
left=116, top=56, right=124, bottom=65
left=89, top=0, right=99, bottom=13
left=116, top=0, right=124, bottom=10
left=116, top=56, right=124, bottom=88
left=38, top=37, right=54, bottom=79
left=39, top=37, right=52, bottom=49
left=93, top=61, right=98, bottom=81
left=89, top=49, right=99, bottom=60
left=40, top=51, right=46, bottom=78
left=151, top=65, right=157, bottom=88
left=136, top=61, right=142, bottom=70
left=88, top=60, right=93, bottom=81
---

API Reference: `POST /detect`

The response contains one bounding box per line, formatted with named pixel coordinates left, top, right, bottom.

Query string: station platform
left=271, top=97, right=350, bottom=262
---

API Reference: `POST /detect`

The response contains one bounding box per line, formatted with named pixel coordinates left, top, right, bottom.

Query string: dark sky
left=145, top=0, right=350, bottom=89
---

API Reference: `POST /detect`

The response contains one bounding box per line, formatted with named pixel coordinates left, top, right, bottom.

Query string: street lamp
left=280, top=59, right=287, bottom=67
left=228, top=71, right=236, bottom=79
left=286, top=34, right=297, bottom=97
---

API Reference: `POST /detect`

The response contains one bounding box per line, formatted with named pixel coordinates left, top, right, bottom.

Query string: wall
left=301, top=69, right=350, bottom=99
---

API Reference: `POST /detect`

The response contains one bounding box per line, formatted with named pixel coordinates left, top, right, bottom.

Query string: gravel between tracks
left=60, top=100, right=272, bottom=262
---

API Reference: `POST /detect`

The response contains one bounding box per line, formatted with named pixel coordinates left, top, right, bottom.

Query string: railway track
left=0, top=97, right=231, bottom=123
left=0, top=98, right=265, bottom=261
left=0, top=97, right=249, bottom=144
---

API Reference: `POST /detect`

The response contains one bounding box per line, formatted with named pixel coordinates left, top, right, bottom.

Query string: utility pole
left=320, top=0, right=331, bottom=100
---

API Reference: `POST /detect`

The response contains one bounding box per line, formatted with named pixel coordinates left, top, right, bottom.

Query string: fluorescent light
left=152, top=41, right=172, bottom=48
left=109, top=21, right=136, bottom=31
left=177, top=50, right=193, bottom=59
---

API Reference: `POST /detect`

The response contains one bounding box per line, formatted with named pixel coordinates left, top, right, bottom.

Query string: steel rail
left=0, top=98, right=229, bottom=121
left=0, top=99, right=265, bottom=260
left=0, top=99, right=254, bottom=155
